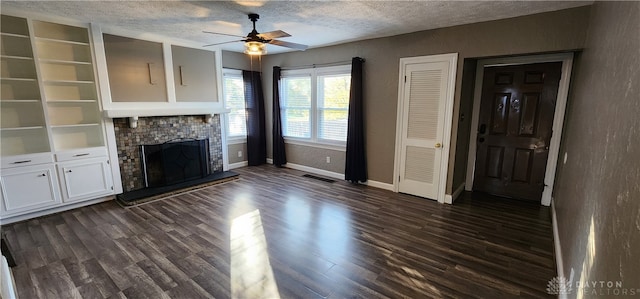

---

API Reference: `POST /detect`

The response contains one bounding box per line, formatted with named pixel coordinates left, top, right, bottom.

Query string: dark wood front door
left=473, top=62, right=562, bottom=201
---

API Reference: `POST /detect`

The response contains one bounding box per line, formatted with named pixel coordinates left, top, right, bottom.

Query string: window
left=223, top=69, right=247, bottom=139
left=281, top=65, right=351, bottom=145
left=281, top=76, right=311, bottom=138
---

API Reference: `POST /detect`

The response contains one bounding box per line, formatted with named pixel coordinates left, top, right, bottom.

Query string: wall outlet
left=238, top=151, right=243, bottom=158
left=326, top=156, right=331, bottom=163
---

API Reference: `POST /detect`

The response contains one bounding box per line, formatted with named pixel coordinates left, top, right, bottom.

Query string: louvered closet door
left=398, top=61, right=450, bottom=200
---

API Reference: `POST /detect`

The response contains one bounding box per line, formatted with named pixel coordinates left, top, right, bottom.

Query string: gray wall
left=553, top=2, right=639, bottom=297
left=227, top=142, right=247, bottom=165
left=285, top=144, right=345, bottom=174
left=257, top=7, right=590, bottom=191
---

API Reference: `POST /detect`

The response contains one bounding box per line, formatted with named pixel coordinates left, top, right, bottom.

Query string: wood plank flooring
left=1, top=165, right=557, bottom=298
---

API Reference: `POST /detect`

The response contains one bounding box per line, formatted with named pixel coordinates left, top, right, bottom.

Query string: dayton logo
left=547, top=276, right=573, bottom=295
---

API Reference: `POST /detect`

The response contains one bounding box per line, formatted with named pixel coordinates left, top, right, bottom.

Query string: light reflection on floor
left=317, top=203, right=351, bottom=260
left=230, top=209, right=280, bottom=299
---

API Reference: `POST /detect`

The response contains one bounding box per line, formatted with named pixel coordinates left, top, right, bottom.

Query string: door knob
left=435, top=143, right=442, bottom=148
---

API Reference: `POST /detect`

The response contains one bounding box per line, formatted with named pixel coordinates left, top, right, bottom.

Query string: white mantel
left=103, top=104, right=229, bottom=128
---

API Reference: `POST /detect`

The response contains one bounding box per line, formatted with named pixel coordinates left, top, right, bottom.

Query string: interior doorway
left=465, top=53, right=574, bottom=206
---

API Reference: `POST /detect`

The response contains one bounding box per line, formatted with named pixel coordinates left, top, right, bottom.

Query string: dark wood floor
left=2, top=165, right=556, bottom=298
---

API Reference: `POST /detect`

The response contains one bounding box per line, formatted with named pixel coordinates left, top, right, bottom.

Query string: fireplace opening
left=141, top=139, right=210, bottom=187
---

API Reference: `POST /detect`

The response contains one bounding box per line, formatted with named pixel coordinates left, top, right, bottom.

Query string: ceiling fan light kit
left=245, top=41, right=267, bottom=55
left=204, top=13, right=308, bottom=55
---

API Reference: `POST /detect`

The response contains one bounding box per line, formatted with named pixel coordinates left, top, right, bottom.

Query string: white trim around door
left=393, top=53, right=458, bottom=203
left=465, top=53, right=574, bottom=206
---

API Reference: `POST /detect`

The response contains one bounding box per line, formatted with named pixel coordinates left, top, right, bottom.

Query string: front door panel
left=473, top=62, right=562, bottom=201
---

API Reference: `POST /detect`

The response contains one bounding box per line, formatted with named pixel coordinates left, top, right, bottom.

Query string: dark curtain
left=272, top=66, right=287, bottom=167
left=243, top=70, right=267, bottom=166
left=345, top=57, right=367, bottom=183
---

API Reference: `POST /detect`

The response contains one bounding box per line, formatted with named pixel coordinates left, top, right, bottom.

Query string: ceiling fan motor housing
left=246, top=13, right=268, bottom=42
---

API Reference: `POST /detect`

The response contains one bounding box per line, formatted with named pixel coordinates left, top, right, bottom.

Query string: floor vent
left=302, top=174, right=336, bottom=183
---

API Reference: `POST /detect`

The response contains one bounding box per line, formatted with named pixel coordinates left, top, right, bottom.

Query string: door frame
left=464, top=53, right=574, bottom=206
left=393, top=53, right=458, bottom=203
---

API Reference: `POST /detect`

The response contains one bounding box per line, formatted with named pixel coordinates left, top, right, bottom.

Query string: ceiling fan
left=203, top=13, right=308, bottom=55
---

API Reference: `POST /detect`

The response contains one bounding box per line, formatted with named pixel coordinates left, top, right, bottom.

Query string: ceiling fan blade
left=268, top=39, right=308, bottom=51
left=258, top=30, right=291, bottom=39
left=203, top=39, right=245, bottom=47
left=203, top=31, right=246, bottom=38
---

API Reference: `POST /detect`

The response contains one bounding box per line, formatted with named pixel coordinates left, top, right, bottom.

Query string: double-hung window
left=280, top=65, right=351, bottom=146
left=222, top=69, right=247, bottom=141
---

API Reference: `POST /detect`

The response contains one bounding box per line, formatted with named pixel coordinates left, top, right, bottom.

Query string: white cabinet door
left=0, top=164, right=61, bottom=216
left=58, top=157, right=113, bottom=202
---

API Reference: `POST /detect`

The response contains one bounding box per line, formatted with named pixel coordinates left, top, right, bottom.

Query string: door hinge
left=404, top=76, right=407, bottom=83
left=111, top=186, right=114, bottom=190
left=107, top=160, right=110, bottom=165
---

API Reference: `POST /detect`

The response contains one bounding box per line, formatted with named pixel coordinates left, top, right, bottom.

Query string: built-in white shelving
left=31, top=19, right=104, bottom=152
left=1, top=14, right=114, bottom=222
left=0, top=14, right=50, bottom=156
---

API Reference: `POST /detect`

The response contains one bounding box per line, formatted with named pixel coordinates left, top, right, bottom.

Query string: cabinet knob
left=66, top=170, right=72, bottom=173
left=39, top=173, right=46, bottom=177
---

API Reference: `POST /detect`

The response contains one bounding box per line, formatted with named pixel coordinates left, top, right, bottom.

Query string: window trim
left=280, top=64, right=351, bottom=148
left=222, top=68, right=247, bottom=143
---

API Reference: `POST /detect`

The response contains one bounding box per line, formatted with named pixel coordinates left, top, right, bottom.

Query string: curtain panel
left=272, top=66, right=287, bottom=167
left=345, top=57, right=367, bottom=183
left=242, top=70, right=267, bottom=166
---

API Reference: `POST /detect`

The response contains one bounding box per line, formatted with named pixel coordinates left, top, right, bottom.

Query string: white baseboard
left=551, top=198, right=567, bottom=299
left=285, top=163, right=395, bottom=191
left=266, top=158, right=273, bottom=164
left=228, top=161, right=248, bottom=169
left=285, top=163, right=344, bottom=180
left=365, top=180, right=394, bottom=191
left=444, top=183, right=465, bottom=204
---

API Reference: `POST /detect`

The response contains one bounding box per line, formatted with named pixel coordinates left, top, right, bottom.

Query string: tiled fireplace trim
left=113, top=115, right=223, bottom=192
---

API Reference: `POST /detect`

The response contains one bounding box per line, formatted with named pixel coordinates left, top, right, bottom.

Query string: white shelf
left=51, top=123, right=100, bottom=129
left=42, top=83, right=97, bottom=102
left=39, top=59, right=91, bottom=65
left=1, top=127, right=50, bottom=156
left=1, top=126, right=46, bottom=131
left=1, top=35, right=34, bottom=58
left=1, top=101, right=46, bottom=128
left=47, top=99, right=97, bottom=103
left=34, top=40, right=91, bottom=63
left=0, top=78, right=37, bottom=82
left=1, top=55, right=33, bottom=61
left=0, top=32, right=29, bottom=39
left=51, top=125, right=105, bottom=151
left=35, top=36, right=89, bottom=46
left=0, top=99, right=40, bottom=103
left=43, top=80, right=94, bottom=84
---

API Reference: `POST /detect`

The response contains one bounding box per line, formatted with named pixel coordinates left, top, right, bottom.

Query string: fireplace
left=113, top=115, right=237, bottom=205
left=142, top=139, right=210, bottom=188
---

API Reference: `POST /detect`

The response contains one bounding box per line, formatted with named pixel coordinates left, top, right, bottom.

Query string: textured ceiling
left=2, top=1, right=592, bottom=54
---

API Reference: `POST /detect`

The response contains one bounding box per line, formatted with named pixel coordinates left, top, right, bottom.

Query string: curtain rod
left=280, top=58, right=364, bottom=70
